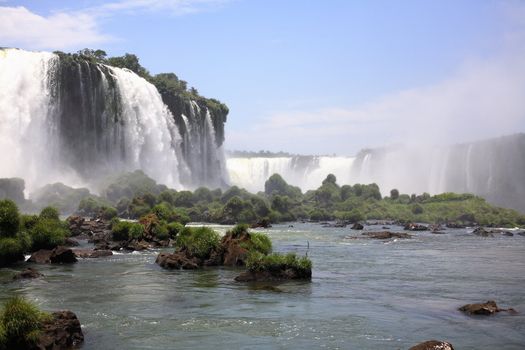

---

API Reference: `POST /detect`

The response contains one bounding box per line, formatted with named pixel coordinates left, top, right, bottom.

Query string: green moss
left=175, top=226, right=220, bottom=259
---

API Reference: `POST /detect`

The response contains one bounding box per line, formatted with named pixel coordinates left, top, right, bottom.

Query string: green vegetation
left=175, top=226, right=220, bottom=259
left=0, top=296, right=50, bottom=349
left=54, top=49, right=228, bottom=114
left=246, top=252, right=312, bottom=275
left=111, top=220, right=145, bottom=241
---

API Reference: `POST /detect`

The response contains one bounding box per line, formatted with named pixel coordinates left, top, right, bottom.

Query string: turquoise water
left=1, top=223, right=524, bottom=349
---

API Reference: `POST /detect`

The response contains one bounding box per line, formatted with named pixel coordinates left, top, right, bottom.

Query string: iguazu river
left=1, top=223, right=524, bottom=349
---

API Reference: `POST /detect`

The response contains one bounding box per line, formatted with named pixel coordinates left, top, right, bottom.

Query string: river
left=1, top=223, right=524, bottom=349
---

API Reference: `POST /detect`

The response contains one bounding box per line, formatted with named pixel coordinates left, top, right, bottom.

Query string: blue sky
left=1, top=0, right=524, bottom=154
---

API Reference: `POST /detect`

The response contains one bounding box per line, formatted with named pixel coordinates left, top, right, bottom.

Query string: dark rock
left=459, top=300, right=517, bottom=315
left=351, top=223, right=364, bottom=230
left=446, top=222, right=466, bottom=229
left=517, top=231, right=525, bottom=237
left=404, top=223, right=428, bottom=231
left=501, top=231, right=514, bottom=237
left=408, top=340, right=455, bottom=350
left=472, top=227, right=494, bottom=237
left=73, top=249, right=112, bottom=258
left=29, top=247, right=77, bottom=264
left=37, top=310, right=84, bottom=349
left=382, top=226, right=390, bottom=229
left=124, top=240, right=150, bottom=251
left=0, top=250, right=25, bottom=267
left=429, top=224, right=444, bottom=232
left=66, top=215, right=85, bottom=236
left=251, top=218, right=272, bottom=228
left=64, top=238, right=80, bottom=247
left=12, top=267, right=43, bottom=280
left=156, top=252, right=199, bottom=270
left=235, top=267, right=311, bottom=282
left=357, top=231, right=412, bottom=240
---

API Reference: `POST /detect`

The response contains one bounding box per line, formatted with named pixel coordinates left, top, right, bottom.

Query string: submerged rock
left=37, top=310, right=84, bottom=349
left=12, top=267, right=43, bottom=280
left=235, top=268, right=312, bottom=282
left=408, top=340, right=454, bottom=350
left=350, top=231, right=412, bottom=240
left=28, top=246, right=78, bottom=264
left=404, top=223, right=428, bottom=231
left=459, top=300, right=517, bottom=315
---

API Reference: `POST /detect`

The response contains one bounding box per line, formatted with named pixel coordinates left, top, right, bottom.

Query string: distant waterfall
left=226, top=156, right=355, bottom=192
left=0, top=48, right=221, bottom=191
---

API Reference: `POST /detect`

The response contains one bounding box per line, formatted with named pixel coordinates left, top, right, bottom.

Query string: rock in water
left=156, top=252, right=199, bottom=270
left=404, top=223, right=428, bottom=231
left=472, top=227, right=494, bottom=237
left=459, top=300, right=517, bottom=315
left=28, top=246, right=78, bottom=264
left=12, top=267, right=43, bottom=280
left=409, top=340, right=454, bottom=350
left=357, top=231, right=412, bottom=240
left=37, top=310, right=84, bottom=349
left=351, top=222, right=364, bottom=230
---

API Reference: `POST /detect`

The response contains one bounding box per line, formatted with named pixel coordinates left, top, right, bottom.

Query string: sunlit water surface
left=1, top=223, right=524, bottom=349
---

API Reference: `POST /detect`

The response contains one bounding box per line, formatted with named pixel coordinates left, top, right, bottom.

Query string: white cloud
left=0, top=6, right=110, bottom=50
left=227, top=52, right=525, bottom=155
left=0, top=1, right=231, bottom=50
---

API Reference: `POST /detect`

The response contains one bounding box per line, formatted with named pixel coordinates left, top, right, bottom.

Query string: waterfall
left=0, top=48, right=189, bottom=191
left=226, top=156, right=355, bottom=192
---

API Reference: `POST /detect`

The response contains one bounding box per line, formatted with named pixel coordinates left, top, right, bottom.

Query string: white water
left=0, top=48, right=186, bottom=192
left=108, top=67, right=184, bottom=188
left=0, top=49, right=83, bottom=191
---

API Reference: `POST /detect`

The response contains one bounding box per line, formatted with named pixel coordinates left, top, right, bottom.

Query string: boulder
left=459, top=300, right=517, bottom=315
left=472, top=227, right=494, bottom=237
left=66, top=216, right=85, bottom=236
left=357, top=231, right=412, bottom=240
left=501, top=231, right=514, bottom=237
left=37, top=310, right=84, bottom=349
left=235, top=267, right=311, bottom=282
left=156, top=252, right=199, bottom=270
left=404, top=223, right=428, bottom=231
left=408, top=340, right=454, bottom=350
left=64, top=238, right=80, bottom=247
left=28, top=247, right=77, bottom=264
left=351, top=222, right=364, bottom=230
left=251, top=218, right=272, bottom=228
left=12, top=267, right=43, bottom=280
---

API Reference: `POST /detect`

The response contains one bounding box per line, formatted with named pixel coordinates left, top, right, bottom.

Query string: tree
left=390, top=189, right=399, bottom=200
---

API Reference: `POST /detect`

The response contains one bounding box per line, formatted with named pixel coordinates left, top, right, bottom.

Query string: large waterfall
left=227, top=134, right=525, bottom=212
left=0, top=48, right=227, bottom=191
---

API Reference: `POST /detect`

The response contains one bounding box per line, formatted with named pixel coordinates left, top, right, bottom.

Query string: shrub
left=152, top=222, right=169, bottom=240
left=247, top=232, right=272, bottom=255
left=0, top=237, right=25, bottom=266
left=175, top=226, right=220, bottom=259
left=167, top=222, right=184, bottom=238
left=39, top=206, right=60, bottom=221
left=111, top=221, right=132, bottom=241
left=101, top=207, right=118, bottom=220
left=19, top=214, right=39, bottom=231
left=29, top=219, right=68, bottom=251
left=0, top=296, right=50, bottom=349
left=128, top=223, right=144, bottom=240
left=0, top=199, right=20, bottom=238
left=246, top=252, right=312, bottom=275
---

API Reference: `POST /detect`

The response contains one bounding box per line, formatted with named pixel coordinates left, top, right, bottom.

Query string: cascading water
left=0, top=48, right=231, bottom=192
left=226, top=156, right=355, bottom=192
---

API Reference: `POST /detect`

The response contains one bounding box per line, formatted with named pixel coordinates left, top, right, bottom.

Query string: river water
left=1, top=223, right=524, bottom=349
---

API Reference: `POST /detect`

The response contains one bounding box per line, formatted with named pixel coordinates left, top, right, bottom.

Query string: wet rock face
left=472, top=227, right=494, bottom=237
left=408, top=340, right=455, bottom=350
left=404, top=223, right=428, bottom=231
left=351, top=222, right=364, bottom=230
left=155, top=252, right=199, bottom=270
left=37, top=310, right=84, bottom=349
left=28, top=246, right=78, bottom=264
